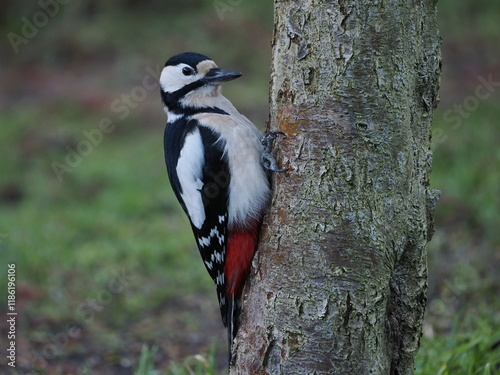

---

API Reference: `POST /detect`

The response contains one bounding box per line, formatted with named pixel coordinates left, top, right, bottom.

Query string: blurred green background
left=0, top=0, right=498, bottom=374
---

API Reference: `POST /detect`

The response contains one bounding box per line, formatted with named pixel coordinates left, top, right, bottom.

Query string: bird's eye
left=182, top=67, right=194, bottom=76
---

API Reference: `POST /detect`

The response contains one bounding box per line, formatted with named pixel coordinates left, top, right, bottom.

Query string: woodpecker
left=159, top=52, right=283, bottom=360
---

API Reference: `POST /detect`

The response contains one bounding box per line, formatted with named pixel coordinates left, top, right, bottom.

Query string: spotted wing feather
left=191, top=124, right=230, bottom=325
left=165, top=119, right=230, bottom=325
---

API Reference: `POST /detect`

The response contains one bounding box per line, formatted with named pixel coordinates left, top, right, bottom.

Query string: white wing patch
left=176, top=128, right=205, bottom=229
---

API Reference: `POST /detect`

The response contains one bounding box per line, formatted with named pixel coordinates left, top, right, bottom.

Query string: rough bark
left=230, top=1, right=440, bottom=374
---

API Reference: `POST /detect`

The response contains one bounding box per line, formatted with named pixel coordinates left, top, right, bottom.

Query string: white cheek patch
left=160, top=64, right=204, bottom=93
left=176, top=128, right=206, bottom=229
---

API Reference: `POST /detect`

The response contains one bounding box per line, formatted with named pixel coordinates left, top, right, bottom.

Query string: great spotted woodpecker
left=159, top=52, right=283, bottom=360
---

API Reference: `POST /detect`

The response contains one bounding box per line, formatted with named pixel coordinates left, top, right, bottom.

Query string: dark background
left=0, top=0, right=498, bottom=374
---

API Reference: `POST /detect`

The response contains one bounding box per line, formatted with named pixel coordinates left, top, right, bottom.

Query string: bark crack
left=343, top=291, right=353, bottom=329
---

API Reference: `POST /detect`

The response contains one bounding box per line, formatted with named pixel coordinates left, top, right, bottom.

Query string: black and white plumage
left=159, top=52, right=281, bottom=361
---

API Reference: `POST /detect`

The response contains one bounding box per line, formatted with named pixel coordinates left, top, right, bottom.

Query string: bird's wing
left=175, top=122, right=231, bottom=326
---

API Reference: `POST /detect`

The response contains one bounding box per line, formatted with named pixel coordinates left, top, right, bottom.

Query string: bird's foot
left=261, top=131, right=288, bottom=172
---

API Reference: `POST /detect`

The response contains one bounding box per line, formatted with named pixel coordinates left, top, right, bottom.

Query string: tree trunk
left=230, top=1, right=440, bottom=374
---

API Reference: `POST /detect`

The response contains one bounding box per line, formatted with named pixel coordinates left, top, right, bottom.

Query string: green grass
left=134, top=344, right=219, bottom=375
left=135, top=345, right=159, bottom=375
left=431, top=100, right=500, bottom=243
left=416, top=315, right=500, bottom=375
left=437, top=0, right=500, bottom=40
left=418, top=92, right=500, bottom=374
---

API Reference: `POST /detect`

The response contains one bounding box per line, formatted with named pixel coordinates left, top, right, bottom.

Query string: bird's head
left=160, top=52, right=242, bottom=111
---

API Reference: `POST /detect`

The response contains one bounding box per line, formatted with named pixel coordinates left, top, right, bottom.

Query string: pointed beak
left=203, top=68, right=242, bottom=84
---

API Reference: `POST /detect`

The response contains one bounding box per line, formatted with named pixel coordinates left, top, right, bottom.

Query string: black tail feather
left=226, top=297, right=233, bottom=364
left=226, top=296, right=242, bottom=365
